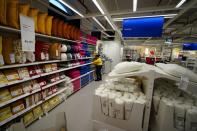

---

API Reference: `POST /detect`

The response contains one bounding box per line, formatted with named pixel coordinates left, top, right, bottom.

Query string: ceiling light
left=59, top=0, right=84, bottom=17
left=175, top=0, right=187, bottom=8
left=133, top=0, right=137, bottom=12
left=113, top=14, right=178, bottom=21
left=92, top=17, right=106, bottom=31
left=92, top=0, right=105, bottom=15
left=104, top=16, right=116, bottom=30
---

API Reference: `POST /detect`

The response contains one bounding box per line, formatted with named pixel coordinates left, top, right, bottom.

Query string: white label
left=46, top=53, right=49, bottom=60
left=33, top=83, right=40, bottom=90
left=9, top=53, right=15, bottom=63
left=56, top=50, right=58, bottom=57
left=20, top=15, right=35, bottom=51
left=41, top=52, right=45, bottom=60
left=0, top=55, right=4, bottom=65
left=179, top=76, right=189, bottom=90
left=36, top=69, right=42, bottom=74
left=51, top=78, right=56, bottom=82
left=40, top=81, right=46, bottom=86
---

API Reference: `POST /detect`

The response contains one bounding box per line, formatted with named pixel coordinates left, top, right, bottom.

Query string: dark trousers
left=95, top=65, right=102, bottom=80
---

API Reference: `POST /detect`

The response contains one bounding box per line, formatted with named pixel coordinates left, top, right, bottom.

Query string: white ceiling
left=40, top=0, right=197, bottom=44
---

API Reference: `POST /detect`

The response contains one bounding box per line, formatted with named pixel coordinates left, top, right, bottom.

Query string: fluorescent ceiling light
left=113, top=14, right=178, bottom=21
left=175, top=0, right=187, bottom=8
left=50, top=0, right=68, bottom=13
left=133, top=0, right=137, bottom=12
left=104, top=16, right=116, bottom=30
left=92, top=0, right=105, bottom=15
left=92, top=17, right=106, bottom=31
left=59, top=0, right=84, bottom=17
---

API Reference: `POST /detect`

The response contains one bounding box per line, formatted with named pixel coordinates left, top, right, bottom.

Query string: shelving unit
left=0, top=25, right=96, bottom=45
left=0, top=62, right=92, bottom=88
left=0, top=70, right=94, bottom=127
left=0, top=20, right=96, bottom=127
left=0, top=57, right=93, bottom=70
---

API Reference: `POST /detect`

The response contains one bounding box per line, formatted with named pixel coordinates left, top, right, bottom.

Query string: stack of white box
left=152, top=79, right=197, bottom=131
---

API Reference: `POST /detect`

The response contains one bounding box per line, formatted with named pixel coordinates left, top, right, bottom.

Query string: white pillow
left=61, top=53, right=67, bottom=61
left=156, top=63, right=197, bottom=83
left=113, top=62, right=143, bottom=74
left=61, top=45, right=67, bottom=52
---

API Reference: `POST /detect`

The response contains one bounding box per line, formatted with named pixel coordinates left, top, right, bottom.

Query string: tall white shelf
left=104, top=65, right=197, bottom=131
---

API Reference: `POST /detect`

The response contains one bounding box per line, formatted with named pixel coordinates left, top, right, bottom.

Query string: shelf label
left=179, top=76, right=189, bottom=91
left=20, top=14, right=35, bottom=52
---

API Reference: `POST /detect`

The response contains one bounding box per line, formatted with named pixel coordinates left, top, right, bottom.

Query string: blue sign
left=183, top=43, right=197, bottom=50
left=122, top=17, right=164, bottom=38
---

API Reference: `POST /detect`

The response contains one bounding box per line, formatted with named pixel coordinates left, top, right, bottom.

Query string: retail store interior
left=0, top=0, right=197, bottom=131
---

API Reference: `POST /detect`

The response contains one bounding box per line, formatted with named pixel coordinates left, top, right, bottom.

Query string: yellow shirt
left=93, top=58, right=102, bottom=66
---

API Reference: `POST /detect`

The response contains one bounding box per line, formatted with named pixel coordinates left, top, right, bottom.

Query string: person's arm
left=93, top=58, right=100, bottom=65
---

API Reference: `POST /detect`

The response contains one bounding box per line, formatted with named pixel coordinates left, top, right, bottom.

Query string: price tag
left=179, top=76, right=189, bottom=91
left=20, top=14, right=35, bottom=51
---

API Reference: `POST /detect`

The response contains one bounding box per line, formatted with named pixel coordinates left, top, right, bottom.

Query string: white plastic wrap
left=100, top=93, right=109, bottom=115
left=114, top=98, right=124, bottom=120
left=108, top=93, right=116, bottom=118
left=123, top=98, right=134, bottom=120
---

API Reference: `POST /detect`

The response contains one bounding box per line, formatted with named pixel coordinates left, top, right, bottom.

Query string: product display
left=95, top=77, right=146, bottom=120
left=151, top=79, right=197, bottom=131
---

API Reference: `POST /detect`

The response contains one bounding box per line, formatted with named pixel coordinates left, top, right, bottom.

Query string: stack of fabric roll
left=66, top=69, right=81, bottom=92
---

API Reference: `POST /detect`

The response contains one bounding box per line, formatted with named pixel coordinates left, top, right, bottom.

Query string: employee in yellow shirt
left=93, top=54, right=103, bottom=81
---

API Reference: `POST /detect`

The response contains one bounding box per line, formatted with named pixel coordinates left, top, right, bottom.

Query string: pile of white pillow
left=152, top=79, right=197, bottom=131
left=95, top=77, right=146, bottom=120
left=156, top=63, right=197, bottom=83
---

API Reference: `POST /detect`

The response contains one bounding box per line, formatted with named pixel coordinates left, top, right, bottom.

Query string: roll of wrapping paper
left=19, top=3, right=30, bottom=16
left=28, top=8, right=39, bottom=32
left=45, top=16, right=53, bottom=36
left=57, top=20, right=64, bottom=38
left=0, top=0, right=7, bottom=25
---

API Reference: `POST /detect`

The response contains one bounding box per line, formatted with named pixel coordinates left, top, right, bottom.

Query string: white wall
left=102, top=40, right=122, bottom=68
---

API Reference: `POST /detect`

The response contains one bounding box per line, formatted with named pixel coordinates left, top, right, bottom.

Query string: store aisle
left=65, top=80, right=103, bottom=131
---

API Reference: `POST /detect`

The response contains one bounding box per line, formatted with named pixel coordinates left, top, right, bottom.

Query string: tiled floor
left=65, top=80, right=103, bottom=131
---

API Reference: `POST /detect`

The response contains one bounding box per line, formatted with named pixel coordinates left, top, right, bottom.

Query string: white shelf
left=0, top=75, right=40, bottom=88
left=0, top=78, right=69, bottom=108
left=0, top=58, right=93, bottom=70
left=0, top=25, right=96, bottom=45
left=0, top=70, right=94, bottom=126
left=0, top=101, right=43, bottom=126
left=0, top=63, right=92, bottom=89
